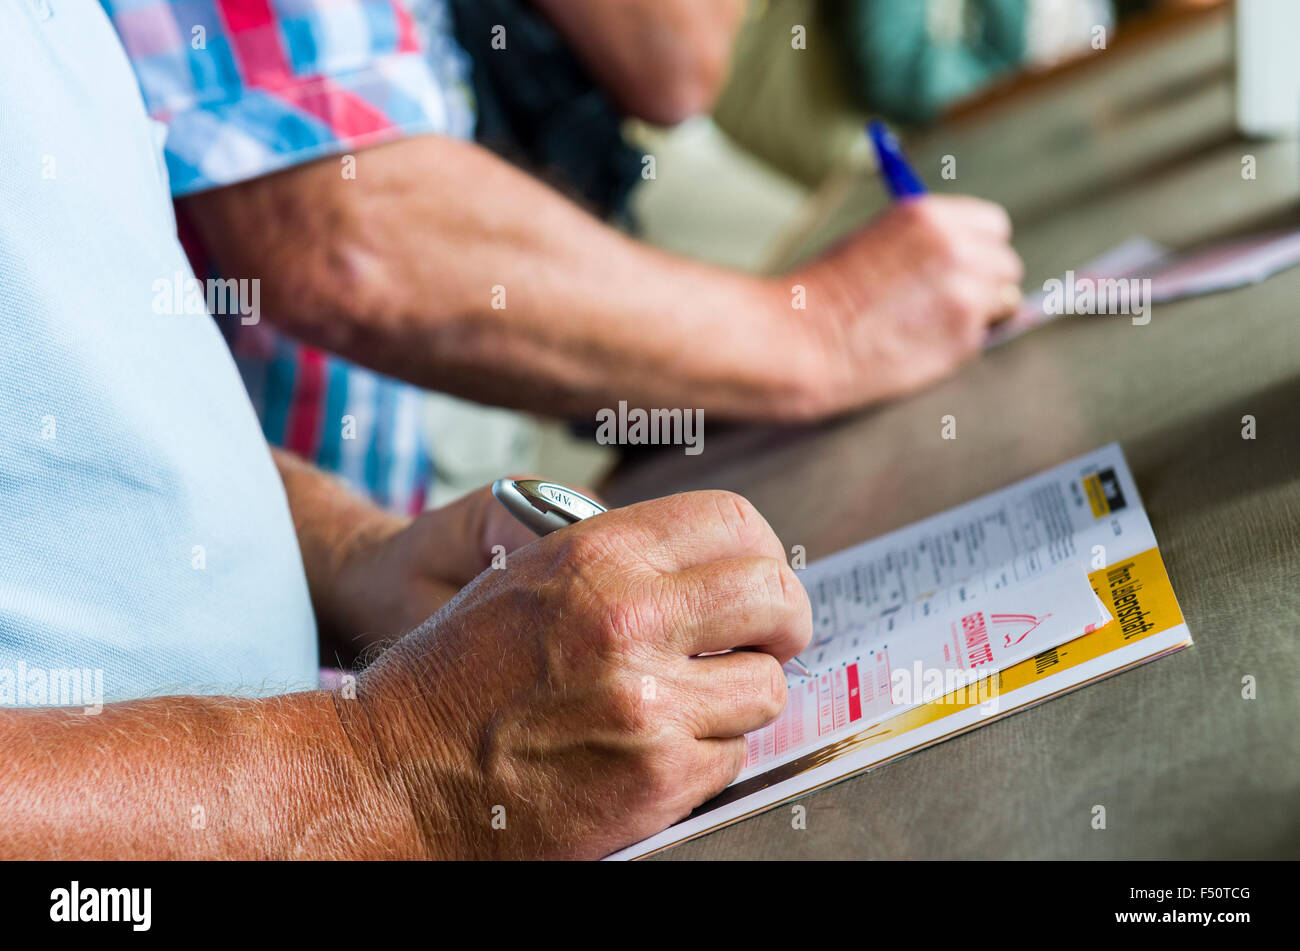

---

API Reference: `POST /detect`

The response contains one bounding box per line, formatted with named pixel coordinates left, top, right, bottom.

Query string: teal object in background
left=830, top=0, right=1029, bottom=124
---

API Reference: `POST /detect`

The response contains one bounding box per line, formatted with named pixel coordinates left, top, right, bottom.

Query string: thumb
left=414, top=477, right=604, bottom=585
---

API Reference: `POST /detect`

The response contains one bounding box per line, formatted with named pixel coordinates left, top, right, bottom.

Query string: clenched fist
left=344, top=490, right=812, bottom=859
left=793, top=194, right=1025, bottom=412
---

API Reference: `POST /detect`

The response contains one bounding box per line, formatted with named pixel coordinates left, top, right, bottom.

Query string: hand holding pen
left=494, top=478, right=815, bottom=678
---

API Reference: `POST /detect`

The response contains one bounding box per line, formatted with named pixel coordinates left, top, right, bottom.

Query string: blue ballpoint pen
left=492, top=478, right=815, bottom=678
left=867, top=119, right=928, bottom=199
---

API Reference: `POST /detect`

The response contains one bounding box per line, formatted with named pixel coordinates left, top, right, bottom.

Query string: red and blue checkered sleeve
left=100, top=0, right=475, bottom=196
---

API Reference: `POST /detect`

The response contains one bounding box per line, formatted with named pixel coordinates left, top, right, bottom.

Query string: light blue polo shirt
left=0, top=1, right=318, bottom=703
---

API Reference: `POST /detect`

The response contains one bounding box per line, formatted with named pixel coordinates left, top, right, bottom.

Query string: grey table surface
left=605, top=11, right=1300, bottom=859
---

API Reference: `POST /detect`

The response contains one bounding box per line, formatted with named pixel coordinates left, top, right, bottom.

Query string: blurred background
left=425, top=0, right=1286, bottom=504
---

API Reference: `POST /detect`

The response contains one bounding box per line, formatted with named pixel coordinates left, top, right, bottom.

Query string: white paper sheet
left=988, top=227, right=1300, bottom=346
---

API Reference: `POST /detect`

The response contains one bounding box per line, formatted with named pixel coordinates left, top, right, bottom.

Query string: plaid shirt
left=101, top=0, right=476, bottom=512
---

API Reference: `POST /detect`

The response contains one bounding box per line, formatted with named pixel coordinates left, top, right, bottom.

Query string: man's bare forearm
left=182, top=135, right=830, bottom=423
left=530, top=0, right=746, bottom=124
left=0, top=690, right=421, bottom=859
left=273, top=448, right=405, bottom=655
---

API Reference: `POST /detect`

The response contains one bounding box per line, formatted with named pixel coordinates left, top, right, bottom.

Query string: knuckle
left=724, top=656, right=786, bottom=723
left=707, top=490, right=762, bottom=544
left=725, top=737, right=748, bottom=779
left=593, top=590, right=652, bottom=653
left=757, top=658, right=788, bottom=721
left=756, top=555, right=789, bottom=610
left=757, top=557, right=809, bottom=633
left=774, top=560, right=809, bottom=616
left=549, top=526, right=610, bottom=573
left=606, top=675, right=655, bottom=734
left=793, top=576, right=814, bottom=640
left=547, top=531, right=660, bottom=652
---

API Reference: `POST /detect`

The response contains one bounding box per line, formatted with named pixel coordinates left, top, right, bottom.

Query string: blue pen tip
left=866, top=120, right=927, bottom=200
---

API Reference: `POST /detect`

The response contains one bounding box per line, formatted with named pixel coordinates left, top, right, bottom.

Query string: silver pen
left=492, top=478, right=815, bottom=678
